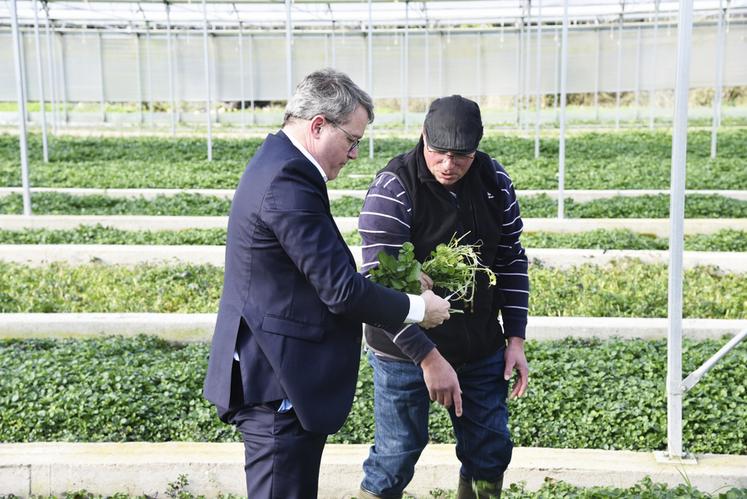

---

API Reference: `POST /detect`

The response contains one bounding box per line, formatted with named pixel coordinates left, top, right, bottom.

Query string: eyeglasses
left=330, top=122, right=361, bottom=154
left=425, top=143, right=476, bottom=164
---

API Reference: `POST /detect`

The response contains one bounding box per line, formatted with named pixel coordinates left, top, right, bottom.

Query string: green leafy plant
left=368, top=242, right=422, bottom=294
left=421, top=234, right=497, bottom=310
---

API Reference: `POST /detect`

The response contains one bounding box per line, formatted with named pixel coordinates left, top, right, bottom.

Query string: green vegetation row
left=2, top=192, right=747, bottom=219
left=6, top=476, right=746, bottom=499
left=1, top=336, right=745, bottom=456
left=2, top=225, right=746, bottom=253
left=1, top=261, right=745, bottom=318
left=329, top=193, right=747, bottom=219
left=1, top=129, right=745, bottom=189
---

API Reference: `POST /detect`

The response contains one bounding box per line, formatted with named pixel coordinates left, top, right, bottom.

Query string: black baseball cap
left=423, top=95, right=483, bottom=154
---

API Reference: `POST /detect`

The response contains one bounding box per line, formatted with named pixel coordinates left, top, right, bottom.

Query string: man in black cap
left=357, top=95, right=529, bottom=499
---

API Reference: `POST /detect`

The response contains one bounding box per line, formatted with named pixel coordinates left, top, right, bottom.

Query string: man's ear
left=310, top=115, right=326, bottom=138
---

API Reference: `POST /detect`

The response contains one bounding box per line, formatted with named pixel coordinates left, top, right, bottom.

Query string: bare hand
left=420, top=348, right=462, bottom=417
left=419, top=290, right=450, bottom=329
left=419, top=272, right=433, bottom=292
left=504, top=337, right=529, bottom=399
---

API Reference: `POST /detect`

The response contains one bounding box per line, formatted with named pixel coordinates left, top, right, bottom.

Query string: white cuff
left=404, top=294, right=425, bottom=324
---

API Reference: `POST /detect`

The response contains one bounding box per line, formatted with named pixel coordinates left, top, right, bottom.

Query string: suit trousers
left=228, top=402, right=328, bottom=498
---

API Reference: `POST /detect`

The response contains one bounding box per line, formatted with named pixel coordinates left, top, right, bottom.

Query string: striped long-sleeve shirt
left=359, top=161, right=529, bottom=362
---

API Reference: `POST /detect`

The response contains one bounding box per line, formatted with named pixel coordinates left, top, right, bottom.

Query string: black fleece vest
left=365, top=139, right=507, bottom=366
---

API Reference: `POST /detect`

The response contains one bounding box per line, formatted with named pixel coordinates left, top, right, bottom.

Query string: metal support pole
left=18, top=21, right=29, bottom=125
left=425, top=24, right=430, bottom=107
left=145, top=24, right=154, bottom=126
left=558, top=0, right=569, bottom=220
left=476, top=33, right=482, bottom=106
left=32, top=0, right=48, bottom=162
left=165, top=2, right=177, bottom=135
left=134, top=30, right=144, bottom=125
left=554, top=27, right=560, bottom=123
left=438, top=31, right=444, bottom=98
left=515, top=26, right=522, bottom=127
left=367, top=0, right=374, bottom=159
left=711, top=0, right=726, bottom=159
left=10, top=0, right=32, bottom=216
left=666, top=0, right=694, bottom=460
left=403, top=0, right=410, bottom=131
left=331, top=20, right=336, bottom=67
left=202, top=0, right=212, bottom=161
left=649, top=0, right=660, bottom=129
left=43, top=3, right=58, bottom=134
left=524, top=0, right=532, bottom=131
left=285, top=0, right=293, bottom=99
left=635, top=26, right=642, bottom=121
left=97, top=32, right=106, bottom=123
left=534, top=0, right=542, bottom=158
left=594, top=20, right=600, bottom=122
left=249, top=33, right=255, bottom=125
left=238, top=21, right=246, bottom=129
left=58, top=31, right=68, bottom=124
left=615, top=13, right=623, bottom=130
left=518, top=10, right=525, bottom=129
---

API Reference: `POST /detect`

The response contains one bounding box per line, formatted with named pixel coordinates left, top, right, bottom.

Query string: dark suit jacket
left=203, top=131, right=410, bottom=434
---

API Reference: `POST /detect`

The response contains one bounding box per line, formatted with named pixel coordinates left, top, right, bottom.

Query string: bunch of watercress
left=369, top=234, right=497, bottom=311
left=422, top=233, right=497, bottom=310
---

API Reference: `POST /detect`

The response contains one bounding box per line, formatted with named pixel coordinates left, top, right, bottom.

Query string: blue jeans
left=361, top=349, right=513, bottom=498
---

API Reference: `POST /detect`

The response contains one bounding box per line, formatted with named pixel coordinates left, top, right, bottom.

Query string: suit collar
left=278, top=129, right=328, bottom=183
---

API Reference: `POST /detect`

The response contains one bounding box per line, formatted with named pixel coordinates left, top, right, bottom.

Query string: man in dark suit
left=203, top=68, right=452, bottom=498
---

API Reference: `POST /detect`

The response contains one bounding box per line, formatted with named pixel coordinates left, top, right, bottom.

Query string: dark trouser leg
left=229, top=403, right=327, bottom=499
left=449, top=349, right=512, bottom=499
left=360, top=352, right=431, bottom=499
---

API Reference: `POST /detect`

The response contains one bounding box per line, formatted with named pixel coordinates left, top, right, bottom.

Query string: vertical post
left=534, top=0, right=542, bottom=158
left=134, top=30, right=144, bottom=125
left=331, top=21, right=336, bottom=67
left=249, top=33, right=256, bottom=125
left=615, top=12, right=623, bottom=130
left=403, top=0, right=410, bottom=131
left=666, top=0, right=694, bottom=461
left=165, top=2, right=177, bottom=135
left=558, top=0, right=569, bottom=220
left=634, top=26, right=642, bottom=121
left=58, top=30, right=68, bottom=124
left=98, top=31, right=106, bottom=123
left=649, top=0, right=660, bottom=129
left=438, top=31, right=444, bottom=98
left=238, top=21, right=246, bottom=129
left=710, top=0, right=726, bottom=159
left=145, top=24, right=154, bottom=126
left=554, top=27, right=560, bottom=123
left=425, top=22, right=430, bottom=107
left=367, top=0, right=374, bottom=159
left=517, top=9, right=525, bottom=129
left=43, top=4, right=58, bottom=134
left=285, top=0, right=293, bottom=99
left=524, top=0, right=532, bottom=131
left=10, top=0, right=32, bottom=216
left=476, top=33, right=482, bottom=106
left=202, top=0, right=212, bottom=161
left=32, top=0, right=49, bottom=162
left=594, top=19, right=600, bottom=122
left=515, top=24, right=522, bottom=127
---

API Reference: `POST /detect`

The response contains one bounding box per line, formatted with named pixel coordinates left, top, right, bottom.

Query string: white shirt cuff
left=404, top=294, right=425, bottom=324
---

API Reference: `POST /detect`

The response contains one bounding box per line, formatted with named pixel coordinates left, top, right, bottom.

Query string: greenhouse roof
left=2, top=0, right=746, bottom=31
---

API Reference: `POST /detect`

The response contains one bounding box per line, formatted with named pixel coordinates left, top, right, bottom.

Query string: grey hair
left=283, top=68, right=374, bottom=126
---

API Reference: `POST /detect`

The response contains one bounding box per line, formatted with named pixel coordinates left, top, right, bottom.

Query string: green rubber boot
left=456, top=474, right=503, bottom=499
